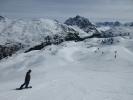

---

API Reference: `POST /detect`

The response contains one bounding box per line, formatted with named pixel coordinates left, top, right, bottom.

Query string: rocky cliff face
left=64, top=15, right=99, bottom=34
left=0, top=16, right=5, bottom=21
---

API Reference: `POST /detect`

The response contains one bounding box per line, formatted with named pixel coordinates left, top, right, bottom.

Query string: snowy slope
left=0, top=40, right=133, bottom=100
left=97, top=26, right=111, bottom=32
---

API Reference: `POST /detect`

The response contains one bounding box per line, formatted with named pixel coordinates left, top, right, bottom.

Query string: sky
left=0, top=0, right=133, bottom=22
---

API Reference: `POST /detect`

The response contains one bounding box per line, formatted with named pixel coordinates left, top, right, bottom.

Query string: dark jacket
left=25, top=72, right=31, bottom=82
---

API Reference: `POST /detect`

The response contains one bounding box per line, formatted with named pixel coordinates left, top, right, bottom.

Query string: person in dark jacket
left=20, top=69, right=32, bottom=89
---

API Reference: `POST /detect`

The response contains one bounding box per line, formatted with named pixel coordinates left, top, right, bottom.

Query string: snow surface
left=69, top=25, right=91, bottom=38
left=0, top=40, right=133, bottom=100
left=97, top=26, right=110, bottom=32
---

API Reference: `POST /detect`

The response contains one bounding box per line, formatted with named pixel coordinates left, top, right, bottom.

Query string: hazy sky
left=0, top=0, right=133, bottom=22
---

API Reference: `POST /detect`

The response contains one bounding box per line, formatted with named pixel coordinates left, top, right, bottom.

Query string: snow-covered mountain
left=64, top=15, right=99, bottom=35
left=0, top=16, right=106, bottom=60
left=0, top=16, right=85, bottom=59
left=95, top=21, right=133, bottom=40
left=0, top=16, right=133, bottom=59
left=96, top=21, right=133, bottom=27
left=0, top=17, right=79, bottom=46
left=103, top=26, right=132, bottom=37
left=124, top=22, right=133, bottom=27
left=96, top=21, right=121, bottom=27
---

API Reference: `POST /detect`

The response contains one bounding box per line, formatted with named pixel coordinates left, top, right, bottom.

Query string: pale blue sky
left=0, top=0, right=133, bottom=22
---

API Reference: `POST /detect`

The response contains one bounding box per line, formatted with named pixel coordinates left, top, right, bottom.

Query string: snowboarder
left=19, top=69, right=32, bottom=89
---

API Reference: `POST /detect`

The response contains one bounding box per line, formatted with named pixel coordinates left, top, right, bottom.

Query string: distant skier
left=114, top=51, right=117, bottom=59
left=94, top=47, right=100, bottom=53
left=19, top=69, right=32, bottom=89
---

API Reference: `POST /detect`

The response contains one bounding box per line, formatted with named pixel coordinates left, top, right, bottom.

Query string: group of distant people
left=94, top=47, right=117, bottom=59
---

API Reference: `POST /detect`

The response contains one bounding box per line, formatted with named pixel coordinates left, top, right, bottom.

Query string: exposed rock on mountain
left=64, top=15, right=99, bottom=34
left=124, top=22, right=133, bottom=27
left=0, top=43, right=23, bottom=60
left=0, top=16, right=5, bottom=21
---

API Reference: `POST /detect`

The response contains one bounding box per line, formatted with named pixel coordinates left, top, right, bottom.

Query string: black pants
left=20, top=81, right=29, bottom=89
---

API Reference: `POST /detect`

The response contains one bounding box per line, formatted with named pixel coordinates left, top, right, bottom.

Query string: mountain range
left=0, top=15, right=132, bottom=59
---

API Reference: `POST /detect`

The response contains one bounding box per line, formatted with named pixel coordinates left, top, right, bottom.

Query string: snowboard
left=15, top=86, right=32, bottom=90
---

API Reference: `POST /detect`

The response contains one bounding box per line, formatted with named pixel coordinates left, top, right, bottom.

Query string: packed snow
left=0, top=39, right=133, bottom=100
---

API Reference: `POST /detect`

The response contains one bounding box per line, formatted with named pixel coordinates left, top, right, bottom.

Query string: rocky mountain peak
left=64, top=15, right=99, bottom=33
left=0, top=16, right=5, bottom=21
